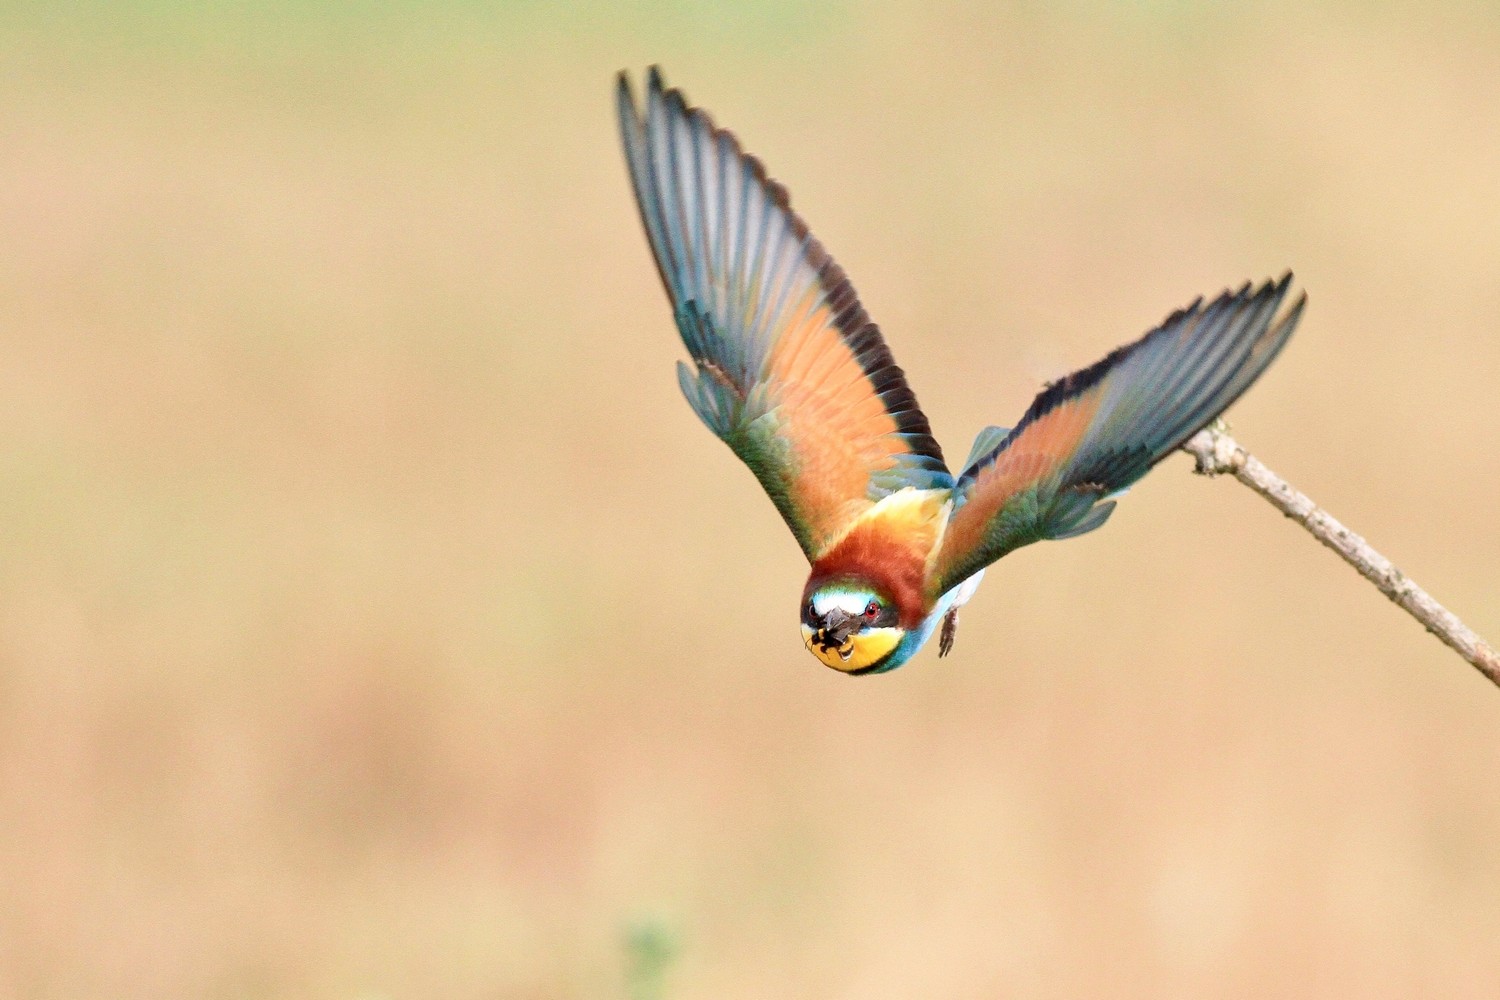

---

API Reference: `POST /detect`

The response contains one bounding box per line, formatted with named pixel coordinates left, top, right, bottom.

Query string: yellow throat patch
left=801, top=624, right=904, bottom=672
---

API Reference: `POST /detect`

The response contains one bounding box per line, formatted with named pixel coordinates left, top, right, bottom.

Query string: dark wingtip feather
left=1279, top=287, right=1308, bottom=330
left=615, top=72, right=643, bottom=144
left=615, top=69, right=639, bottom=124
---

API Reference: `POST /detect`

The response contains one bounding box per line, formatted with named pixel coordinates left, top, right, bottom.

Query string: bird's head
left=801, top=583, right=907, bottom=674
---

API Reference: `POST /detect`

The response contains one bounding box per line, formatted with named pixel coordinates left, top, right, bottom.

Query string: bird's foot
left=939, top=607, right=959, bottom=657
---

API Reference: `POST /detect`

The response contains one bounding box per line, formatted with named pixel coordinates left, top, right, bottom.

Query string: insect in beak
left=812, top=609, right=858, bottom=659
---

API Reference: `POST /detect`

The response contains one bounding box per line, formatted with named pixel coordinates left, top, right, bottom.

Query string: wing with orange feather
left=617, top=68, right=951, bottom=561
left=929, top=275, right=1305, bottom=598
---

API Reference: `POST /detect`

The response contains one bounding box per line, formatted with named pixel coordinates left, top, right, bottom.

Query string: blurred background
left=2, top=2, right=1498, bottom=997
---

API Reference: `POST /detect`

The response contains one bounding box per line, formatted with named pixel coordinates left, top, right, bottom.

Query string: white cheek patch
left=811, top=590, right=874, bottom=617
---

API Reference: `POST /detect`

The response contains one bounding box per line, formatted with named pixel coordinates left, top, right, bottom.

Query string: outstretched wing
left=929, top=274, right=1304, bottom=597
left=617, top=68, right=951, bottom=562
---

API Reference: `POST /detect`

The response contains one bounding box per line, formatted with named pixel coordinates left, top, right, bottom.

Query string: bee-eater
left=617, top=67, right=1304, bottom=675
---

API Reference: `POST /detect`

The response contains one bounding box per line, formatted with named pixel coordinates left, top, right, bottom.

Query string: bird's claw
left=939, top=608, right=958, bottom=658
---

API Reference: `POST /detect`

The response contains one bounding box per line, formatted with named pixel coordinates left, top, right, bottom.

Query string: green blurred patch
left=0, top=0, right=853, bottom=58
left=624, top=916, right=678, bottom=1000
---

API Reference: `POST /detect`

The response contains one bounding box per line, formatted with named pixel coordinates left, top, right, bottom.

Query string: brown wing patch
left=766, top=302, right=905, bottom=551
left=934, top=386, right=1104, bottom=589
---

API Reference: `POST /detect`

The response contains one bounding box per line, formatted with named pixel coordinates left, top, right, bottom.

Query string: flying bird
left=616, top=67, right=1304, bottom=675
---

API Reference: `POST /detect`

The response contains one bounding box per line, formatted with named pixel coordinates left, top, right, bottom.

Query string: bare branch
left=1182, top=424, right=1500, bottom=689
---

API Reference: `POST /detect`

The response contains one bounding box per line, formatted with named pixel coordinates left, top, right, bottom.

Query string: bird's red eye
left=865, top=600, right=880, bottom=619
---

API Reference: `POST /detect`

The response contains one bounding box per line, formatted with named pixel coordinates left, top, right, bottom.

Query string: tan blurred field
left=1, top=3, right=1499, bottom=997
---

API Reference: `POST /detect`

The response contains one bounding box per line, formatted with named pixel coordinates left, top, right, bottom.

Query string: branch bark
left=1182, top=424, right=1500, bottom=689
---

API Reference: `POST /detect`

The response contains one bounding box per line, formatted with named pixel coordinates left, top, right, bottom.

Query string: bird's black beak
left=812, top=609, right=858, bottom=660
